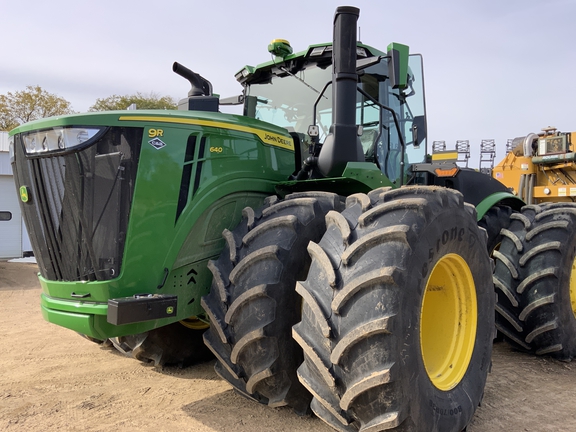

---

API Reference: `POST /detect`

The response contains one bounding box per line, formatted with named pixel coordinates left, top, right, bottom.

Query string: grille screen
left=12, top=127, right=142, bottom=281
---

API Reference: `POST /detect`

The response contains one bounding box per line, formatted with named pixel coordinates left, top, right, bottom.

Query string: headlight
left=22, top=127, right=105, bottom=155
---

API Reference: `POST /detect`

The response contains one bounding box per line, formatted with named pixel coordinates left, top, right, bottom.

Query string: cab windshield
left=244, top=54, right=426, bottom=183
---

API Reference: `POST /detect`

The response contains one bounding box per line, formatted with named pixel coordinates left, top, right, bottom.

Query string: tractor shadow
left=182, top=388, right=333, bottom=432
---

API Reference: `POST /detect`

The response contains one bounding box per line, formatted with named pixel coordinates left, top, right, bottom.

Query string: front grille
left=12, top=127, right=142, bottom=281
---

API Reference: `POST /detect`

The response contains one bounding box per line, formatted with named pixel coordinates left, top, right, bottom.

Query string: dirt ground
left=1, top=261, right=575, bottom=432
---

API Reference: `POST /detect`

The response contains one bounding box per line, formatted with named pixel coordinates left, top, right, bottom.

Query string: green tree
left=89, top=92, right=177, bottom=111
left=0, top=85, right=74, bottom=131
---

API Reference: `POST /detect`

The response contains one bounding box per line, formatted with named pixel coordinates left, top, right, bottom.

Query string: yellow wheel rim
left=420, top=253, right=477, bottom=391
left=180, top=316, right=210, bottom=330
left=570, top=256, right=576, bottom=319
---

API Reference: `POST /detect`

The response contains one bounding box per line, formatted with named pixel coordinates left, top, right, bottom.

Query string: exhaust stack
left=317, top=6, right=364, bottom=177
left=173, top=62, right=219, bottom=112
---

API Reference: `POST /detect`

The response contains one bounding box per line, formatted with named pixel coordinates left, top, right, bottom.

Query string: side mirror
left=387, top=42, right=409, bottom=90
left=412, top=115, right=427, bottom=148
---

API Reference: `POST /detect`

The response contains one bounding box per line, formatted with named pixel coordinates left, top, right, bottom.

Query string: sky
left=2, top=0, right=575, bottom=167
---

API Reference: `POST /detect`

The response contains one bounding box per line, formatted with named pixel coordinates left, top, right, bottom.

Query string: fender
left=475, top=191, right=524, bottom=221
left=411, top=164, right=524, bottom=219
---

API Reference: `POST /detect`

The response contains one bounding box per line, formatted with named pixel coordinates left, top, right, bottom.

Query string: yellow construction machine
left=493, top=127, right=576, bottom=204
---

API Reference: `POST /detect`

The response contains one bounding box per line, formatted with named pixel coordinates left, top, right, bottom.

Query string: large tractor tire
left=478, top=204, right=514, bottom=342
left=478, top=204, right=512, bottom=255
left=201, top=192, right=343, bottom=413
left=494, top=203, right=576, bottom=360
left=112, top=320, right=213, bottom=367
left=492, top=205, right=538, bottom=351
left=293, top=186, right=494, bottom=432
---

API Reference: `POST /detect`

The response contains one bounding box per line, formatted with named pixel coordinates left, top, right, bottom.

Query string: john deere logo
left=166, top=306, right=174, bottom=315
left=19, top=186, right=29, bottom=203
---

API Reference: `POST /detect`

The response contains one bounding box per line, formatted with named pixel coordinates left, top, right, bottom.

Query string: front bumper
left=40, top=293, right=179, bottom=340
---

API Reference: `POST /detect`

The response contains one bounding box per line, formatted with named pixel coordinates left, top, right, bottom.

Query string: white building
left=0, top=131, right=32, bottom=258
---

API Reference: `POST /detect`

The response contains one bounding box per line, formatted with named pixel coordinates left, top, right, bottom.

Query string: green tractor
left=10, top=6, right=522, bottom=432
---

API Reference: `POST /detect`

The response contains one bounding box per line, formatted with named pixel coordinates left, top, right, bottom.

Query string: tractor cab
left=234, top=41, right=427, bottom=184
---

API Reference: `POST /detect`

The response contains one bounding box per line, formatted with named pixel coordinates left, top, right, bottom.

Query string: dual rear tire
left=494, top=203, right=576, bottom=360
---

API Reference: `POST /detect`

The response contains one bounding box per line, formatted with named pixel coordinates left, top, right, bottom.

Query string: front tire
left=201, top=192, right=342, bottom=413
left=293, top=186, right=494, bottom=431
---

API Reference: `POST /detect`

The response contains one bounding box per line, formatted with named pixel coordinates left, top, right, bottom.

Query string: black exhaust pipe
left=317, top=6, right=364, bottom=177
left=173, top=62, right=213, bottom=97
left=173, top=62, right=219, bottom=112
